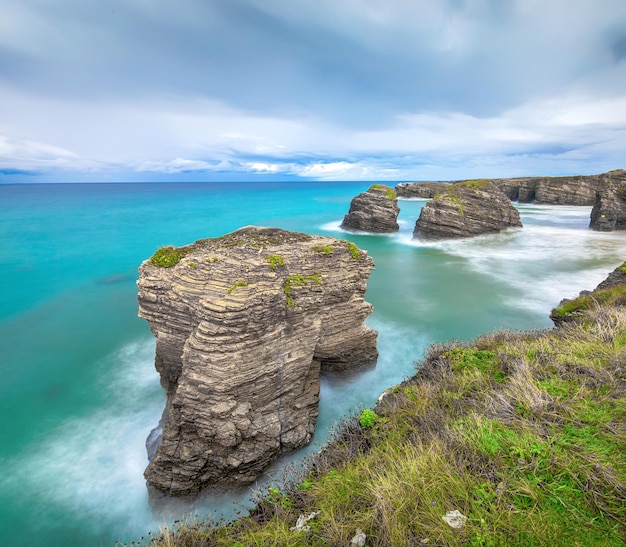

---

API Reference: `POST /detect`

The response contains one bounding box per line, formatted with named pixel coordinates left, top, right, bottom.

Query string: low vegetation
left=149, top=246, right=187, bottom=268
left=266, top=254, right=286, bottom=270
left=226, top=280, right=248, bottom=294
left=369, top=184, right=397, bottom=200
left=283, top=274, right=323, bottom=307
left=131, top=291, right=626, bottom=547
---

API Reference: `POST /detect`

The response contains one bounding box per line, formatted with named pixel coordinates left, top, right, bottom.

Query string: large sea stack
left=341, top=184, right=400, bottom=233
left=413, top=180, right=522, bottom=240
left=137, top=227, right=378, bottom=495
left=589, top=170, right=626, bottom=231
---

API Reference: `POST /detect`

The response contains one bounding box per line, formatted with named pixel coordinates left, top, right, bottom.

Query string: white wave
left=0, top=338, right=163, bottom=539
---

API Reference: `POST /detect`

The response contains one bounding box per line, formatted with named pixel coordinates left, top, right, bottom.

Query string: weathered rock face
left=395, top=181, right=449, bottom=199
left=492, top=175, right=601, bottom=205
left=589, top=170, right=626, bottom=231
left=341, top=184, right=400, bottom=233
left=398, top=174, right=603, bottom=205
left=138, top=227, right=378, bottom=495
left=413, top=180, right=522, bottom=240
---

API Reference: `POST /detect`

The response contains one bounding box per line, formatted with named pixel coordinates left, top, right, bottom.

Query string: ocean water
left=1, top=182, right=625, bottom=546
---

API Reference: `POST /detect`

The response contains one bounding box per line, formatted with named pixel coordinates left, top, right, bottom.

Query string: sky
left=1, top=0, right=625, bottom=183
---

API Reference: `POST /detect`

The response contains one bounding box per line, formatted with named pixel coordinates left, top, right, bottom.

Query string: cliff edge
left=137, top=227, right=378, bottom=495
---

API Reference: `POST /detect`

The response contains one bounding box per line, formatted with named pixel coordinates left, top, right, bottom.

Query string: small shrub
left=312, top=245, right=334, bottom=255
left=347, top=242, right=361, bottom=260
left=149, top=246, right=186, bottom=267
left=266, top=255, right=285, bottom=270
left=359, top=409, right=380, bottom=428
left=188, top=261, right=196, bottom=269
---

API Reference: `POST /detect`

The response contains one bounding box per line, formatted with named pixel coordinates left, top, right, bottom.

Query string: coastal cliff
left=395, top=181, right=448, bottom=199
left=589, top=169, right=626, bottom=231
left=137, top=227, right=378, bottom=495
left=413, top=180, right=522, bottom=240
left=396, top=173, right=604, bottom=205
left=492, top=174, right=601, bottom=204
left=145, top=262, right=626, bottom=545
left=341, top=184, right=400, bottom=233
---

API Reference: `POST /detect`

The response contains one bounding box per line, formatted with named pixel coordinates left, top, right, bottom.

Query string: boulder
left=137, top=227, right=378, bottom=495
left=413, top=180, right=522, bottom=240
left=395, top=181, right=449, bottom=199
left=589, top=170, right=626, bottom=231
left=341, top=184, right=400, bottom=233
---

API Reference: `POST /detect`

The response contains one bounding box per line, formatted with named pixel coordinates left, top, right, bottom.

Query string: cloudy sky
left=1, top=0, right=625, bottom=182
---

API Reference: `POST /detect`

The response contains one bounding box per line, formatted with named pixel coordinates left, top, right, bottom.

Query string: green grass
left=347, top=242, right=361, bottom=260
left=138, top=288, right=626, bottom=547
left=265, top=254, right=285, bottom=270
left=149, top=246, right=186, bottom=267
left=311, top=245, right=334, bottom=255
left=283, top=273, right=323, bottom=307
left=551, top=284, right=626, bottom=320
left=369, top=184, right=397, bottom=199
left=226, top=280, right=248, bottom=294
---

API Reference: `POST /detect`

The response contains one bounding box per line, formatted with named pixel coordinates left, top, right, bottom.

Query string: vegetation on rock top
left=149, top=246, right=187, bottom=268
left=369, top=184, right=397, bottom=200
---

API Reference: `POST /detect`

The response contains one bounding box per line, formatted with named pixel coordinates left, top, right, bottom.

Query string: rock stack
left=137, top=227, right=378, bottom=495
left=589, top=170, right=626, bottom=231
left=413, top=180, right=522, bottom=240
left=341, top=184, right=400, bottom=233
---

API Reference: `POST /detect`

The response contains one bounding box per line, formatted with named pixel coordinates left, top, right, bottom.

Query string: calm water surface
left=1, top=182, right=625, bottom=546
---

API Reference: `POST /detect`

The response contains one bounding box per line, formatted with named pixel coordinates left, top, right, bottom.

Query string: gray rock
left=398, top=173, right=603, bottom=205
left=395, top=181, right=449, bottom=199
left=413, top=180, right=522, bottom=240
left=137, top=227, right=378, bottom=495
left=341, top=185, right=400, bottom=233
left=589, top=170, right=626, bottom=231
left=492, top=175, right=601, bottom=205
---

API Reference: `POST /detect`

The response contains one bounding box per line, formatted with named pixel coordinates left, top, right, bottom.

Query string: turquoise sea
left=2, top=181, right=626, bottom=546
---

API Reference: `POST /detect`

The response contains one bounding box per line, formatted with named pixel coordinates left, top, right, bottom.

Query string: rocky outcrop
left=550, top=261, right=626, bottom=325
left=589, top=170, right=626, bottom=231
left=395, top=181, right=449, bottom=199
left=341, top=185, right=400, bottom=233
left=397, top=173, right=604, bottom=205
left=413, top=180, right=522, bottom=240
left=492, top=175, right=601, bottom=205
left=137, top=227, right=378, bottom=495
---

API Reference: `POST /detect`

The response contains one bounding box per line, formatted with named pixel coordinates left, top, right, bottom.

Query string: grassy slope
left=138, top=292, right=626, bottom=547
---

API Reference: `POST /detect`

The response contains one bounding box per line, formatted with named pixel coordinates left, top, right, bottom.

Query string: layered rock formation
left=589, top=170, right=626, bottom=231
left=413, top=180, right=522, bottom=240
left=492, top=174, right=601, bottom=205
left=137, top=227, right=378, bottom=495
left=341, top=184, right=400, bottom=233
left=395, top=181, right=449, bottom=199
left=396, top=173, right=603, bottom=205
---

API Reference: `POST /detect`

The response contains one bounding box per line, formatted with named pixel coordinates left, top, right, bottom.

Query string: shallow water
left=1, top=183, right=625, bottom=546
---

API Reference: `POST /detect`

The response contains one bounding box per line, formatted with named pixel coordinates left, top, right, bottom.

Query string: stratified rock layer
left=395, top=181, right=449, bottom=199
left=492, top=175, right=601, bottom=205
left=341, top=185, right=400, bottom=233
left=137, top=227, right=378, bottom=495
left=413, top=180, right=522, bottom=240
left=589, top=170, right=626, bottom=231
left=397, top=173, right=605, bottom=205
